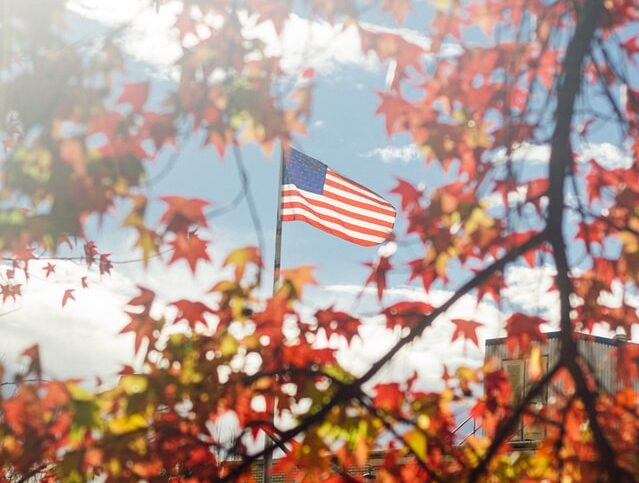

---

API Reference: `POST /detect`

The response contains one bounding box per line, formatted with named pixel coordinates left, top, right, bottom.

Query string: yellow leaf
left=355, top=432, right=369, bottom=466
left=133, top=228, right=160, bottom=267
left=108, top=413, right=148, bottom=435
left=528, top=344, right=542, bottom=381
left=223, top=246, right=262, bottom=281
left=120, top=375, right=148, bottom=395
left=404, top=429, right=427, bottom=460
left=220, top=333, right=238, bottom=357
left=68, top=383, right=95, bottom=402
left=435, top=252, right=449, bottom=278
left=464, top=206, right=494, bottom=235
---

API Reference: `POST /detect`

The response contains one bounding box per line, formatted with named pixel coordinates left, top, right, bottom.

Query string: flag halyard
left=281, top=148, right=396, bottom=246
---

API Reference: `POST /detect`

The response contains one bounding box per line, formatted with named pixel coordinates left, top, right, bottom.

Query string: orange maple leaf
left=223, top=246, right=262, bottom=282
left=280, top=265, right=316, bottom=298
left=168, top=232, right=211, bottom=274
left=172, top=299, right=214, bottom=329
left=159, top=196, right=211, bottom=232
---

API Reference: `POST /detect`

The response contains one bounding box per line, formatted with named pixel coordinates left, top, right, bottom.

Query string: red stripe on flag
left=281, top=201, right=391, bottom=238
left=320, top=188, right=396, bottom=217
left=325, top=172, right=393, bottom=208
left=281, top=213, right=384, bottom=246
left=281, top=189, right=395, bottom=228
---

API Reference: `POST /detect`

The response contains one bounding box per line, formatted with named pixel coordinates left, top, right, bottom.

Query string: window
left=502, top=355, right=548, bottom=442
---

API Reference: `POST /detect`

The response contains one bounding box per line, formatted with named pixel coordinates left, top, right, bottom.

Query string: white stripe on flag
left=281, top=193, right=393, bottom=233
left=281, top=208, right=388, bottom=244
left=282, top=185, right=396, bottom=224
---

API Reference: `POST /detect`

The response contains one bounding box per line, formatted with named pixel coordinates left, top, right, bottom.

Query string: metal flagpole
left=263, top=146, right=285, bottom=483
left=272, top=147, right=285, bottom=298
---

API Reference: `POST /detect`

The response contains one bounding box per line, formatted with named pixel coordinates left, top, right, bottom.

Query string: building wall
left=484, top=332, right=639, bottom=443
left=485, top=332, right=638, bottom=393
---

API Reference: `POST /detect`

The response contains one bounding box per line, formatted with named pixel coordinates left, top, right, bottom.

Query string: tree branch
left=542, top=0, right=632, bottom=480
left=468, top=361, right=561, bottom=482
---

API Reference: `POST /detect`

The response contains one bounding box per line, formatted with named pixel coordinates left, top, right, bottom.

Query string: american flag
left=281, top=148, right=396, bottom=246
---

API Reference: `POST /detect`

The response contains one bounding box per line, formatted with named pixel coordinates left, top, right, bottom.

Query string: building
left=483, top=331, right=639, bottom=446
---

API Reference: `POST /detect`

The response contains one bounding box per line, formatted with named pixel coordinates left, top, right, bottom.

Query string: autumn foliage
left=1, top=0, right=639, bottom=481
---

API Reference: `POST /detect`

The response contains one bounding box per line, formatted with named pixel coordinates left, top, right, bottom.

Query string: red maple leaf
left=1, top=284, right=21, bottom=303
left=88, top=111, right=123, bottom=138
left=408, top=258, right=439, bottom=291
left=120, top=311, right=156, bottom=354
left=375, top=92, right=414, bottom=134
left=524, top=178, right=549, bottom=213
left=364, top=256, right=393, bottom=301
left=62, top=289, right=75, bottom=308
left=171, top=299, right=214, bottom=329
left=99, top=254, right=113, bottom=275
left=142, top=112, right=176, bottom=150
left=451, top=319, right=483, bottom=347
left=373, top=382, right=403, bottom=413
left=622, top=35, right=639, bottom=59
left=84, top=241, right=98, bottom=267
left=504, top=231, right=544, bottom=267
left=390, top=177, right=422, bottom=211
left=473, top=270, right=502, bottom=302
left=505, top=313, right=547, bottom=355
left=20, top=344, right=42, bottom=379
left=248, top=0, right=290, bottom=33
left=383, top=301, right=432, bottom=330
left=127, top=286, right=156, bottom=309
left=43, top=263, right=56, bottom=278
left=283, top=341, right=336, bottom=367
left=575, top=219, right=608, bottom=246
left=117, top=82, right=149, bottom=112
left=314, top=306, right=361, bottom=343
left=252, top=292, right=293, bottom=347
left=382, top=0, right=412, bottom=24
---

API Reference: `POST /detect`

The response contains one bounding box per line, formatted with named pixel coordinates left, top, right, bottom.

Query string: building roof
left=485, top=330, right=636, bottom=347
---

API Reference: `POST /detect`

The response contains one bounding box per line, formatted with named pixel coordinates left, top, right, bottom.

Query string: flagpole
left=263, top=146, right=285, bottom=483
left=272, top=147, right=285, bottom=298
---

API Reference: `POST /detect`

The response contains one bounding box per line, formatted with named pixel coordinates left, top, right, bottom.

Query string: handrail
left=452, top=415, right=474, bottom=435
left=452, top=415, right=481, bottom=447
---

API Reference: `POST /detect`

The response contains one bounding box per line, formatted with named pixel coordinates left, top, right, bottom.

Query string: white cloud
left=67, top=0, right=183, bottom=72
left=0, top=260, right=134, bottom=381
left=578, top=142, right=633, bottom=169
left=491, top=141, right=632, bottom=170
left=492, top=142, right=551, bottom=165
left=0, top=234, right=243, bottom=382
left=363, top=144, right=421, bottom=163
left=66, top=1, right=433, bottom=77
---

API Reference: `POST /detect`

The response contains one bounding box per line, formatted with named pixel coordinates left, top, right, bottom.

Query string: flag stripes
left=281, top=149, right=396, bottom=246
